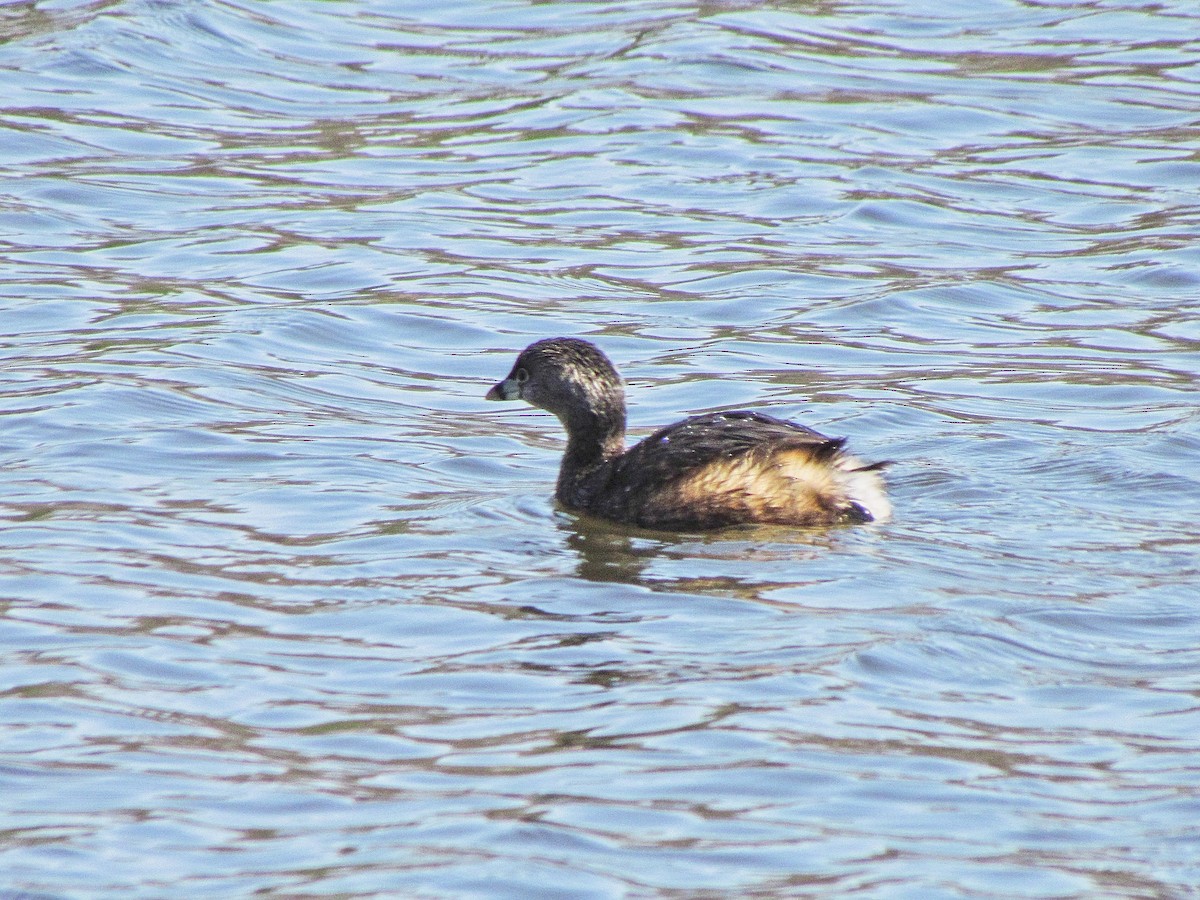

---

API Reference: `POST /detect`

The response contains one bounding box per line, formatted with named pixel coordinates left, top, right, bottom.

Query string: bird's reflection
left=561, top=512, right=662, bottom=584
left=558, top=509, right=839, bottom=597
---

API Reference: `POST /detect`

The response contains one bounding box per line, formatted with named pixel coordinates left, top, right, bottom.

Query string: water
left=2, top=0, right=1199, bottom=896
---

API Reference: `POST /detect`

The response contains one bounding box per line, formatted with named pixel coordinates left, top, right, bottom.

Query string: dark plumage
left=486, top=338, right=890, bottom=530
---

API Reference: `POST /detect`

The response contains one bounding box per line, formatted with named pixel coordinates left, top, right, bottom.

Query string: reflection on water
left=2, top=0, right=1199, bottom=896
left=564, top=514, right=851, bottom=594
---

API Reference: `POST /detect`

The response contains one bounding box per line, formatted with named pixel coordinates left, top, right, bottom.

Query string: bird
left=486, top=337, right=890, bottom=530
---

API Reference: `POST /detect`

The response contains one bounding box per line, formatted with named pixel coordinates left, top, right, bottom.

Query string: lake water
left=2, top=1, right=1199, bottom=896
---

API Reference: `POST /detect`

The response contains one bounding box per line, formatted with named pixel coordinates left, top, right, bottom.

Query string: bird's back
left=571, top=411, right=889, bottom=530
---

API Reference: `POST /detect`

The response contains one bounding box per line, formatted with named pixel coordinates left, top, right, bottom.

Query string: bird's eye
left=515, top=368, right=529, bottom=384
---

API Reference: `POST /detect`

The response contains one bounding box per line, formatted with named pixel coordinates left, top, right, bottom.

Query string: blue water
left=2, top=1, right=1199, bottom=896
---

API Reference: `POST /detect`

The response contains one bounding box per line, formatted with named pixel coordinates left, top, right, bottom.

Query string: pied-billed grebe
left=486, top=338, right=890, bottom=530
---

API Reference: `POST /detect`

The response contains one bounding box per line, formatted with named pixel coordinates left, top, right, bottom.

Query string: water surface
left=2, top=0, right=1199, bottom=896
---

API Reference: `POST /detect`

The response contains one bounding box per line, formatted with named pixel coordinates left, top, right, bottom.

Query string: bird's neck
left=556, top=407, right=625, bottom=505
